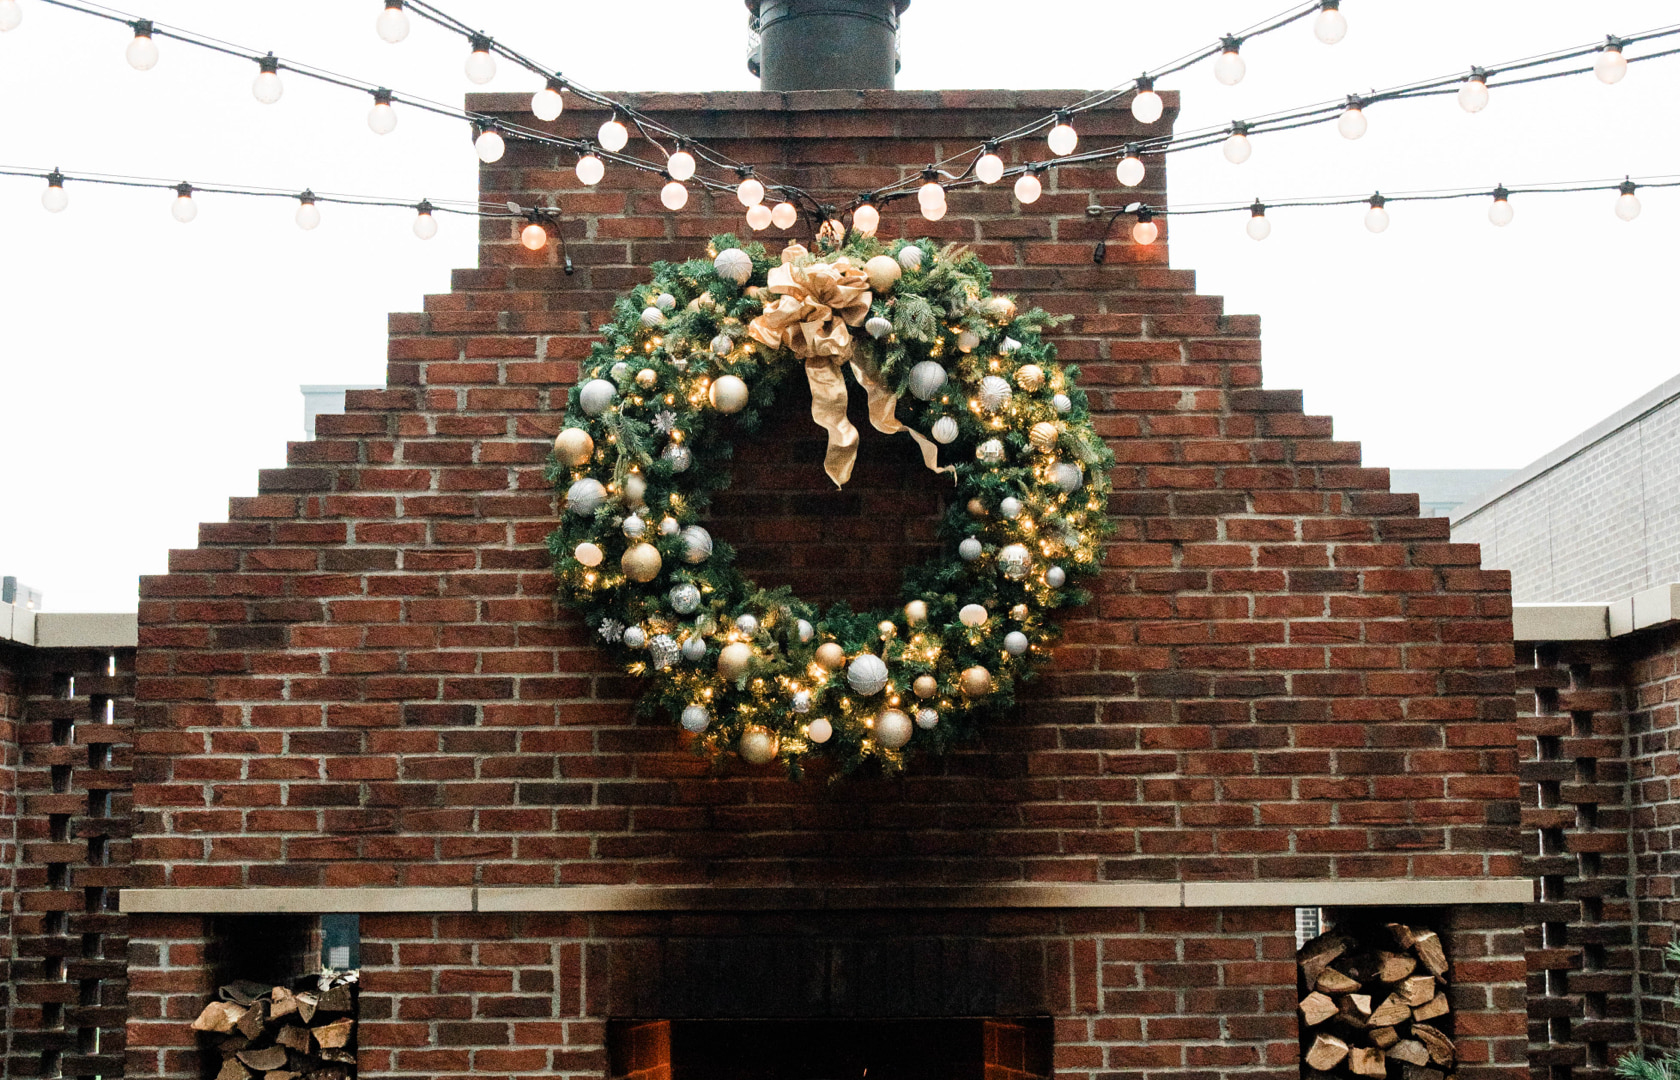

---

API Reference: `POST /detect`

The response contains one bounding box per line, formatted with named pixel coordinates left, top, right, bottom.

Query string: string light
left=1047, top=112, right=1079, bottom=157
left=0, top=0, right=20, bottom=31
left=1131, top=76, right=1163, bottom=123
left=521, top=221, right=547, bottom=250
left=598, top=114, right=629, bottom=153
left=1458, top=68, right=1489, bottom=112
left=746, top=203, right=772, bottom=230
left=666, top=142, right=696, bottom=182
left=1314, top=0, right=1347, bottom=44
left=1616, top=179, right=1641, bottom=221
left=770, top=201, right=797, bottom=229
left=474, top=123, right=506, bottom=164
left=976, top=144, right=1005, bottom=185
left=576, top=148, right=604, bottom=186
left=853, top=201, right=879, bottom=235
left=1363, top=193, right=1389, bottom=233
left=735, top=168, right=764, bottom=207
left=171, top=182, right=197, bottom=223
left=1595, top=37, right=1628, bottom=84
left=532, top=77, right=565, bottom=122
left=251, top=53, right=283, bottom=104
left=660, top=178, right=689, bottom=211
left=41, top=170, right=67, bottom=213
left=1488, top=185, right=1512, bottom=226
left=1013, top=167, right=1043, bottom=205
left=1246, top=201, right=1270, bottom=240
left=294, top=191, right=320, bottom=230
left=1222, top=122, right=1252, bottom=164
left=1116, top=146, right=1144, bottom=187
left=1214, top=36, right=1246, bottom=85
left=413, top=200, right=438, bottom=239
left=1131, top=208, right=1158, bottom=245
left=464, top=32, right=496, bottom=84
left=1337, top=96, right=1367, bottom=140
left=918, top=168, right=946, bottom=209
left=367, top=88, right=398, bottom=134
left=376, top=0, right=410, bottom=43
left=126, top=18, right=158, bottom=70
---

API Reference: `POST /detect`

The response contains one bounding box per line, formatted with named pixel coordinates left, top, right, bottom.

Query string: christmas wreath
left=547, top=232, right=1113, bottom=773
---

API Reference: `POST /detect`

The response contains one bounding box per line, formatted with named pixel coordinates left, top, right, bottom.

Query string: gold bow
left=747, top=245, right=948, bottom=488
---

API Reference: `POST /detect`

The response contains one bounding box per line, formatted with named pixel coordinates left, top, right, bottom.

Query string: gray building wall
left=1452, top=372, right=1680, bottom=602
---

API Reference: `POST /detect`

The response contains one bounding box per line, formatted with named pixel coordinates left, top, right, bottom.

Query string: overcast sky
left=3, top=1, right=1675, bottom=611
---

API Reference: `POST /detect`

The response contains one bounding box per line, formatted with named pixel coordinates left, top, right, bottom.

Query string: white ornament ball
left=718, top=641, right=753, bottom=679
left=958, top=536, right=983, bottom=561
left=913, top=674, right=938, bottom=698
left=1000, top=497, right=1022, bottom=519
left=979, top=376, right=1012, bottom=412
left=553, top=427, right=595, bottom=466
left=1004, top=631, right=1029, bottom=656
left=806, top=716, right=832, bottom=743
left=711, top=333, right=733, bottom=356
left=1000, top=337, right=1023, bottom=356
left=660, top=516, right=680, bottom=536
left=866, top=316, right=893, bottom=339
left=1046, top=565, right=1067, bottom=588
left=611, top=362, right=631, bottom=381
left=681, top=704, right=711, bottom=732
left=908, top=361, right=948, bottom=401
left=1052, top=393, right=1072, bottom=415
left=846, top=653, right=889, bottom=696
left=797, top=619, right=814, bottom=642
left=961, top=665, right=993, bottom=696
left=621, top=542, right=663, bottom=583
left=896, top=245, right=923, bottom=271
left=623, top=473, right=647, bottom=507
left=737, top=614, right=759, bottom=635
left=874, top=708, right=912, bottom=749
left=792, top=689, right=812, bottom=713
left=957, top=329, right=981, bottom=354
left=640, top=307, right=666, bottom=329
left=739, top=726, right=778, bottom=765
left=682, top=635, right=708, bottom=661
left=864, top=254, right=903, bottom=293
left=916, top=707, right=940, bottom=729
left=668, top=583, right=701, bottom=614
left=579, top=379, right=617, bottom=417
left=904, top=599, right=927, bottom=625
left=932, top=417, right=959, bottom=444
left=623, top=626, right=647, bottom=649
left=623, top=513, right=646, bottom=538
left=566, top=478, right=608, bottom=516
left=1052, top=461, right=1085, bottom=492
left=959, top=603, right=988, bottom=627
left=653, top=292, right=675, bottom=312
left=663, top=444, right=692, bottom=472
left=650, top=634, right=680, bottom=670
left=1030, top=422, right=1061, bottom=454
left=682, top=525, right=713, bottom=563
left=976, top=439, right=1005, bottom=464
left=1015, top=363, right=1043, bottom=391
left=574, top=542, right=604, bottom=567
left=709, top=374, right=749, bottom=414
left=998, top=543, right=1031, bottom=580
left=714, top=247, right=753, bottom=285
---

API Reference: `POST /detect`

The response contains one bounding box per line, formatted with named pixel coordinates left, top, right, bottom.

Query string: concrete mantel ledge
left=120, top=880, right=1531, bottom=915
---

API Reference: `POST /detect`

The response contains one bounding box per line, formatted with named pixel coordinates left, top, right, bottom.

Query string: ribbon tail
left=807, top=359, right=859, bottom=488
left=852, top=362, right=957, bottom=484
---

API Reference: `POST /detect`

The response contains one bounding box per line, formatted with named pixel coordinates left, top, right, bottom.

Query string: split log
left=219, top=980, right=270, bottom=1006
left=1369, top=1027, right=1399, bottom=1049
left=1316, top=968, right=1362, bottom=994
left=295, top=992, right=319, bottom=1023
left=1413, top=1023, right=1456, bottom=1066
left=313, top=1018, right=354, bottom=1050
left=1300, top=932, right=1354, bottom=983
left=1306, top=1034, right=1350, bottom=1071
left=1402, top=1066, right=1444, bottom=1080
left=1369, top=993, right=1413, bottom=1027
left=270, top=987, right=298, bottom=1020
left=237, top=1047, right=289, bottom=1072
left=1336, top=993, right=1373, bottom=1028
left=1397, top=975, right=1437, bottom=1006
left=1391, top=1040, right=1431, bottom=1067
left=1299, top=992, right=1339, bottom=1027
left=1375, top=951, right=1418, bottom=983
left=1387, top=923, right=1419, bottom=949
left=216, top=1059, right=254, bottom=1080
left=1411, top=930, right=1449, bottom=976
left=321, top=1049, right=356, bottom=1064
left=236, top=1003, right=266, bottom=1040
left=1348, top=1047, right=1388, bottom=1078
left=1413, top=994, right=1450, bottom=1022
left=275, top=1024, right=311, bottom=1053
left=315, top=985, right=353, bottom=1014
left=193, top=1001, right=245, bottom=1033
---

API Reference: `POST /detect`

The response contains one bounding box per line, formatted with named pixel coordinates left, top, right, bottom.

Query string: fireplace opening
left=609, top=1018, right=1053, bottom=1080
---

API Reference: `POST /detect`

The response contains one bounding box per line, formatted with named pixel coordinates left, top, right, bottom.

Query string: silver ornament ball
left=668, top=583, right=701, bottom=614
left=1046, top=565, right=1067, bottom=588
left=681, top=705, right=711, bottom=732
left=1004, top=631, right=1029, bottom=656
left=579, top=379, right=617, bottom=417
left=682, top=525, right=713, bottom=563
left=846, top=653, right=889, bottom=696
left=932, top=416, right=959, bottom=444
left=566, top=478, right=608, bottom=516
left=908, top=361, right=948, bottom=400
left=663, top=443, right=692, bottom=472
left=958, top=536, right=983, bottom=561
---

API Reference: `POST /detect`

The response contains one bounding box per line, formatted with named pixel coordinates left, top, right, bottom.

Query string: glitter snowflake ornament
left=653, top=410, right=678, bottom=435
left=597, top=619, right=625, bottom=643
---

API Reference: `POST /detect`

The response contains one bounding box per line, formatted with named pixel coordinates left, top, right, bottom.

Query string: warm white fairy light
left=1314, top=0, right=1347, bottom=45
left=1047, top=112, right=1078, bottom=156
left=376, top=1, right=409, bottom=43
left=41, top=171, right=67, bottom=213
left=126, top=20, right=159, bottom=70
left=1595, top=38, right=1628, bottom=84
left=1013, top=169, right=1042, bottom=204
left=1131, top=208, right=1157, bottom=245
left=1616, top=179, right=1642, bottom=221
left=1222, top=123, right=1252, bottom=164
left=976, top=145, right=1004, bottom=185
left=1364, top=193, right=1389, bottom=233
left=294, top=191, right=320, bottom=230
left=1488, top=186, right=1513, bottom=226
left=1246, top=201, right=1270, bottom=240
left=770, top=201, right=797, bottom=229
left=464, top=34, right=497, bottom=84
left=1131, top=77, right=1163, bottom=123
left=367, top=88, right=398, bottom=134
left=1214, top=36, right=1246, bottom=85
left=412, top=200, right=437, bottom=239
left=521, top=222, right=547, bottom=250
left=736, top=171, right=765, bottom=207
left=746, top=203, right=772, bottom=230
left=474, top=125, right=506, bottom=163
left=576, top=151, right=604, bottom=186
left=598, top=114, right=629, bottom=153
left=1337, top=97, right=1367, bottom=140
left=251, top=54, right=283, bottom=104
left=667, top=145, right=696, bottom=182
left=853, top=202, right=879, bottom=235
left=170, top=182, right=197, bottom=223
left=532, top=78, right=565, bottom=122
left=1458, top=69, right=1489, bottom=113
left=1116, top=148, right=1144, bottom=187
left=661, top=179, right=689, bottom=210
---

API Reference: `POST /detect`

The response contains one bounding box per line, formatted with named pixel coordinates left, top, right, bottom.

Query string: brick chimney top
left=745, top=0, right=912, bottom=91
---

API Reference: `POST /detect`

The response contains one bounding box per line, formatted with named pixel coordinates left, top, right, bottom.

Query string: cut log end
left=1300, top=991, right=1339, bottom=1027
left=1306, top=1033, right=1351, bottom=1072
left=1348, top=1046, right=1388, bottom=1078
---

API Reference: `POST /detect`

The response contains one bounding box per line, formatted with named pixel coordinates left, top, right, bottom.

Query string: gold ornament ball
left=624, top=472, right=647, bottom=507
left=986, top=296, right=1017, bottom=321
left=879, top=620, right=897, bottom=640
left=636, top=368, right=657, bottom=389
left=815, top=642, right=846, bottom=671
left=904, top=599, right=927, bottom=625
left=621, top=542, right=663, bottom=583
left=553, top=427, right=595, bottom=466
left=1030, top=421, right=1062, bottom=453
left=739, top=725, right=779, bottom=765
left=967, top=497, right=987, bottom=517
left=961, top=665, right=993, bottom=696
left=709, top=374, right=750, bottom=414
left=1016, top=364, right=1044, bottom=392
left=864, top=254, right=903, bottom=293
left=718, top=641, right=754, bottom=679
left=1010, top=604, right=1029, bottom=621
left=913, top=674, right=938, bottom=699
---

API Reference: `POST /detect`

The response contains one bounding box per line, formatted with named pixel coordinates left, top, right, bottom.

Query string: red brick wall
left=0, top=643, right=23, bottom=1069
left=1629, top=626, right=1680, bottom=1056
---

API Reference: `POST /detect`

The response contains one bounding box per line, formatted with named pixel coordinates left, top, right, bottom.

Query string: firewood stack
left=191, top=971, right=358, bottom=1080
left=1297, top=923, right=1455, bottom=1080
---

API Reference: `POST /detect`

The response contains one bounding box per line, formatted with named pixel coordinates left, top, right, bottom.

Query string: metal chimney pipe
left=746, top=0, right=910, bottom=92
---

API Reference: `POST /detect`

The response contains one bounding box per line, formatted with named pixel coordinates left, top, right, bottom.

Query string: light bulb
left=0, top=0, right=20, bottom=32
left=661, top=180, right=689, bottom=210
left=1131, top=213, right=1158, bottom=245
left=576, top=153, right=604, bottom=186
left=1013, top=171, right=1042, bottom=204
left=1222, top=129, right=1252, bottom=164
left=1131, top=82, right=1163, bottom=124
left=252, top=56, right=283, bottom=105
left=736, top=175, right=764, bottom=206
left=918, top=178, right=945, bottom=207
left=126, top=23, right=159, bottom=70
left=1047, top=115, right=1078, bottom=157
left=295, top=197, right=320, bottom=231
left=746, top=202, right=772, bottom=230
left=171, top=185, right=197, bottom=223
left=976, top=150, right=1004, bottom=185
left=1364, top=197, right=1389, bottom=233
left=1246, top=204, right=1270, bottom=241
left=853, top=202, right=879, bottom=235
left=1488, top=189, right=1513, bottom=227
left=921, top=199, right=947, bottom=222
left=598, top=116, right=629, bottom=152
left=367, top=90, right=397, bottom=134
left=1314, top=2, right=1347, bottom=44
left=1595, top=42, right=1627, bottom=85
left=1214, top=39, right=1246, bottom=85
left=521, top=222, right=548, bottom=250
left=1337, top=102, right=1366, bottom=140
left=770, top=201, right=797, bottom=229
left=465, top=36, right=497, bottom=84
left=376, top=1, right=409, bottom=43
left=474, top=127, right=506, bottom=163
left=666, top=148, right=696, bottom=182
left=532, top=80, right=564, bottom=122
left=1458, top=73, right=1488, bottom=113
left=1616, top=182, right=1642, bottom=221
left=1116, top=152, right=1144, bottom=187
left=413, top=203, right=437, bottom=239
left=41, top=173, right=66, bottom=213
